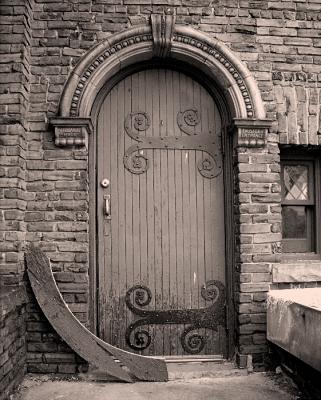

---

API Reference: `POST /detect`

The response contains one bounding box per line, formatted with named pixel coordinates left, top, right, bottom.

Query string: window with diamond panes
left=281, top=159, right=315, bottom=253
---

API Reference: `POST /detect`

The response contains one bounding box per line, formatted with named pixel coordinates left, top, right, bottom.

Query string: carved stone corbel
left=232, top=119, right=272, bottom=148
left=50, top=117, right=93, bottom=147
left=151, top=12, right=175, bottom=58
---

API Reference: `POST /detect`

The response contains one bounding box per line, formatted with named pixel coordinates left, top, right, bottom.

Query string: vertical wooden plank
left=203, top=89, right=213, bottom=288
left=166, top=69, right=178, bottom=354
left=100, top=92, right=113, bottom=344
left=173, top=71, right=184, bottom=355
left=137, top=70, right=150, bottom=354
left=145, top=69, right=156, bottom=355
left=124, top=75, right=134, bottom=352
left=151, top=69, right=163, bottom=355
left=180, top=72, right=194, bottom=355
left=179, top=72, right=192, bottom=318
left=116, top=78, right=126, bottom=350
left=131, top=72, right=141, bottom=293
left=186, top=76, right=198, bottom=313
left=194, top=79, right=205, bottom=315
left=109, top=87, right=120, bottom=347
left=202, top=88, right=214, bottom=354
left=159, top=68, right=171, bottom=355
left=138, top=70, right=148, bottom=289
left=209, top=89, right=225, bottom=354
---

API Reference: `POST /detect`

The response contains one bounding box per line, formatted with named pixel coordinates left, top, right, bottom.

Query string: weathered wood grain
left=97, top=68, right=226, bottom=357
left=26, top=245, right=168, bottom=382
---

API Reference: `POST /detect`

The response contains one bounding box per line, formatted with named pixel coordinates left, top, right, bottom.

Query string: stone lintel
left=232, top=119, right=273, bottom=148
left=50, top=117, right=93, bottom=147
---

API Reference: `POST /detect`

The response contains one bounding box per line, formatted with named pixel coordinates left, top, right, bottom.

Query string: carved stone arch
left=52, top=17, right=270, bottom=146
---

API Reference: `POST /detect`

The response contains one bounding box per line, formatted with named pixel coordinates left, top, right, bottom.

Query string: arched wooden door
left=96, top=68, right=227, bottom=357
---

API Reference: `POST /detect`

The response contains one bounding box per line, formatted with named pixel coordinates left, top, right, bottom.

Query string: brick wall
left=26, top=297, right=87, bottom=374
left=234, top=132, right=281, bottom=369
left=0, top=287, right=27, bottom=400
left=0, top=0, right=32, bottom=286
left=1, top=0, right=321, bottom=375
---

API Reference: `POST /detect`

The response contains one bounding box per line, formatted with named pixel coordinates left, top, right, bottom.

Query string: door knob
left=101, top=178, right=110, bottom=188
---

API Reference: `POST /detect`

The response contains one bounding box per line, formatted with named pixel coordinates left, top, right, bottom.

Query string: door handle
left=104, top=194, right=111, bottom=219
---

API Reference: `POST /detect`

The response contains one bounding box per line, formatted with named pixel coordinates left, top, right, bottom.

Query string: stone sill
left=0, top=285, right=28, bottom=318
left=272, top=259, right=321, bottom=283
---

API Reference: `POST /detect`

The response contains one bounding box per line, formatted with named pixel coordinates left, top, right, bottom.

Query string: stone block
left=267, top=288, right=321, bottom=372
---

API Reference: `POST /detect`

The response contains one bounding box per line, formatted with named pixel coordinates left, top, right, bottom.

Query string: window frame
left=281, top=151, right=321, bottom=255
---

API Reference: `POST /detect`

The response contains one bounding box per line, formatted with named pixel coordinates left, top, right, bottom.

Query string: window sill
left=272, top=257, right=321, bottom=283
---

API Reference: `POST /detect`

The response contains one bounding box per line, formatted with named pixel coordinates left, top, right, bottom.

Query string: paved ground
left=14, top=371, right=301, bottom=400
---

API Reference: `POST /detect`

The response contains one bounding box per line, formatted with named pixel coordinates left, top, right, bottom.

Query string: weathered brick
left=253, top=233, right=281, bottom=243
left=240, top=224, right=270, bottom=234
left=251, top=194, right=281, bottom=203
left=240, top=283, right=270, bottom=293
left=239, top=323, right=266, bottom=334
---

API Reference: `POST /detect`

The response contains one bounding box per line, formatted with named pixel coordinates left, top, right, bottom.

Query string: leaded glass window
left=281, top=159, right=314, bottom=253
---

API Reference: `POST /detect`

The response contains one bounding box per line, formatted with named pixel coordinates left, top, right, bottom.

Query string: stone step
left=167, top=360, right=248, bottom=381
left=81, top=359, right=248, bottom=382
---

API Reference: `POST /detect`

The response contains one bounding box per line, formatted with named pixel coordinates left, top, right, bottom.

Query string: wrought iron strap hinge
left=123, top=110, right=223, bottom=179
left=125, top=281, right=226, bottom=354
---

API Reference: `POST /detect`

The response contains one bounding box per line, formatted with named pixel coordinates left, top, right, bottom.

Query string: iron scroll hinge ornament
left=150, top=11, right=175, bottom=58
left=123, top=110, right=222, bottom=179
left=125, top=280, right=226, bottom=354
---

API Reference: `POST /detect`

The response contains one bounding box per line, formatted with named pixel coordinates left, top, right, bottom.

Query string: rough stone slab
left=267, top=288, right=321, bottom=372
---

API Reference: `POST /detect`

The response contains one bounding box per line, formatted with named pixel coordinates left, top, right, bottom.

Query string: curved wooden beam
left=26, top=245, right=168, bottom=382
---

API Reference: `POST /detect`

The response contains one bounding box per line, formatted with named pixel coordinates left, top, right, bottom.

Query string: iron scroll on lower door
left=123, top=109, right=223, bottom=179
left=125, top=280, right=226, bottom=354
